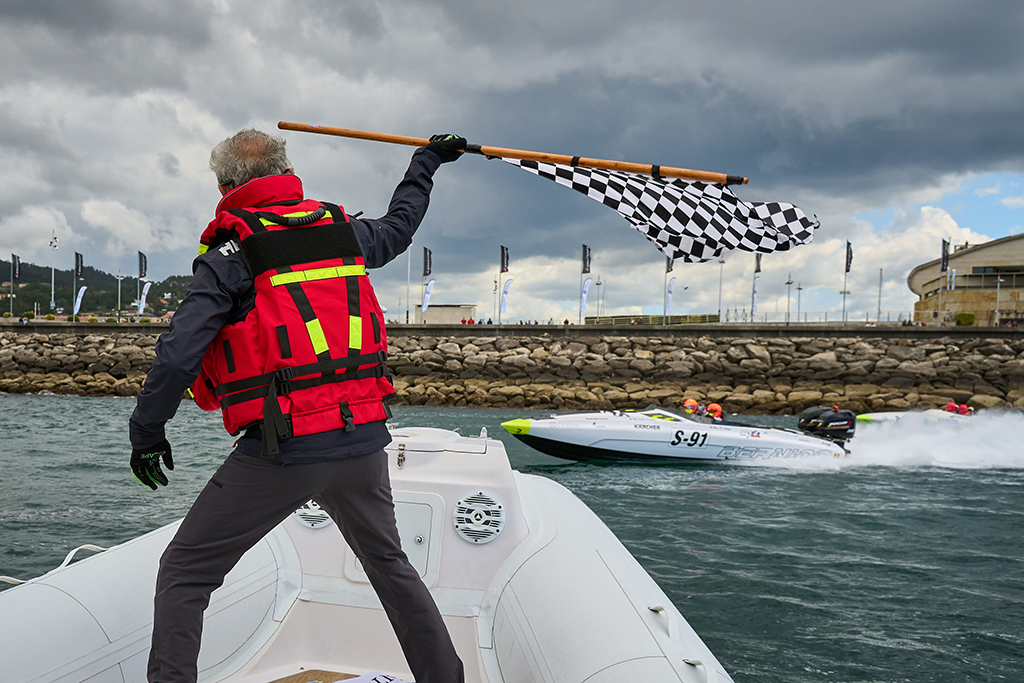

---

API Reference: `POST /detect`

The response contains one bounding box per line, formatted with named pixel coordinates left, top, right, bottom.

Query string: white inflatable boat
left=0, top=427, right=733, bottom=683
left=501, top=406, right=846, bottom=463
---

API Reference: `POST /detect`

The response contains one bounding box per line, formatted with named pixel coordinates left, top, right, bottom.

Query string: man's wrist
left=129, top=421, right=167, bottom=451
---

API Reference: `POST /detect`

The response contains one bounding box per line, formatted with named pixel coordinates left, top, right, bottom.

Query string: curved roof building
left=908, top=234, right=1024, bottom=326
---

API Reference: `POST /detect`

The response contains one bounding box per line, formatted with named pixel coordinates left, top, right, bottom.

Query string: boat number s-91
left=669, top=430, right=708, bottom=448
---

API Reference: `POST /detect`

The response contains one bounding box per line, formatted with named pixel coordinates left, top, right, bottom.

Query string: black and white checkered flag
left=505, top=159, right=818, bottom=262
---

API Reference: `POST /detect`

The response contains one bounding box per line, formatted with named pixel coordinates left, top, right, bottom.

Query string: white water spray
left=749, top=412, right=1024, bottom=471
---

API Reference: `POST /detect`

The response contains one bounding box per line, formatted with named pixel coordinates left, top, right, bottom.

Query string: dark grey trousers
left=147, top=449, right=464, bottom=683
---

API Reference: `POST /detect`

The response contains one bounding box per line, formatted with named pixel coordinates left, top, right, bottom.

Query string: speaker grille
left=453, top=491, right=505, bottom=544
left=293, top=500, right=333, bottom=529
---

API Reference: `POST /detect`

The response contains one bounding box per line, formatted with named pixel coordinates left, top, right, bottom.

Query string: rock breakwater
left=3, top=331, right=1024, bottom=413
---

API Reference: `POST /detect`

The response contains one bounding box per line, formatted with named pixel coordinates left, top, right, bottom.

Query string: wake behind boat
left=502, top=406, right=850, bottom=463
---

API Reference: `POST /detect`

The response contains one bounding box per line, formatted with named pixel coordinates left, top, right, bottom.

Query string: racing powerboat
left=501, top=405, right=850, bottom=463
left=0, top=426, right=733, bottom=683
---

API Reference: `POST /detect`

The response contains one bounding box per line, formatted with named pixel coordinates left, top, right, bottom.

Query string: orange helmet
left=706, top=403, right=723, bottom=418
left=682, top=398, right=699, bottom=414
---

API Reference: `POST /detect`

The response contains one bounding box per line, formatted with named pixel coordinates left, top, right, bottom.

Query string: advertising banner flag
left=12, top=254, right=19, bottom=280
left=500, top=278, right=513, bottom=314
left=845, top=241, right=853, bottom=273
left=75, top=252, right=84, bottom=277
left=422, top=279, right=435, bottom=311
left=665, top=276, right=676, bottom=314
left=422, top=247, right=432, bottom=277
left=500, top=245, right=510, bottom=273
left=940, top=239, right=949, bottom=272
left=138, top=251, right=147, bottom=279
left=751, top=260, right=760, bottom=317
left=580, top=277, right=593, bottom=312
left=73, top=286, right=87, bottom=315
left=581, top=244, right=591, bottom=274
left=138, top=281, right=152, bottom=314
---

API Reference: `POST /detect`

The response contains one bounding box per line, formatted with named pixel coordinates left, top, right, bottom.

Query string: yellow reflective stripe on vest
left=305, top=318, right=329, bottom=356
left=349, top=316, right=362, bottom=351
left=269, top=265, right=367, bottom=286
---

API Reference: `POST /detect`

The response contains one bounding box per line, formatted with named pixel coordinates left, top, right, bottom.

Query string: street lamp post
left=115, top=271, right=126, bottom=322
left=877, top=268, right=883, bottom=322
left=995, top=276, right=1004, bottom=327
left=717, top=257, right=725, bottom=322
left=796, top=282, right=803, bottom=323
left=785, top=273, right=794, bottom=325
left=840, top=289, right=851, bottom=324
left=48, top=233, right=59, bottom=311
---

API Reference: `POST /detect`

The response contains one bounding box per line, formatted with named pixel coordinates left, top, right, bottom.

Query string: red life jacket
left=190, top=185, right=393, bottom=455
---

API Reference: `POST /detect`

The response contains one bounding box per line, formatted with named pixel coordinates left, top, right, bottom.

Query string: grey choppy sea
left=1, top=393, right=1022, bottom=683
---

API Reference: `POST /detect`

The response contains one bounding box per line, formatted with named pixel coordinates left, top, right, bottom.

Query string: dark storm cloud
left=2, top=0, right=1023, bottom=315
left=0, top=0, right=212, bottom=42
left=158, top=152, right=181, bottom=178
left=0, top=0, right=213, bottom=95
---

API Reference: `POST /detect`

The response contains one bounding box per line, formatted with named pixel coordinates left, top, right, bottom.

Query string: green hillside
left=1, top=258, right=191, bottom=318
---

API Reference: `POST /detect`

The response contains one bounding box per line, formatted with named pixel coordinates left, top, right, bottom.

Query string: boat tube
left=501, top=405, right=847, bottom=463
left=0, top=427, right=734, bottom=683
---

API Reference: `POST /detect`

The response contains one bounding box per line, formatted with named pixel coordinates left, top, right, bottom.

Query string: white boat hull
left=0, top=427, right=734, bottom=683
left=503, top=408, right=845, bottom=462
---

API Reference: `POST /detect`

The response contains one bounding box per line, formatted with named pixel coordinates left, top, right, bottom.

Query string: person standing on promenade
left=128, top=128, right=467, bottom=683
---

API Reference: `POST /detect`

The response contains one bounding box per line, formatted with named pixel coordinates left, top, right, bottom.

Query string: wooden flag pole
left=278, top=121, right=748, bottom=185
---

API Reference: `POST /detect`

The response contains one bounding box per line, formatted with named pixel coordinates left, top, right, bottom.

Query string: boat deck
left=270, top=671, right=357, bottom=683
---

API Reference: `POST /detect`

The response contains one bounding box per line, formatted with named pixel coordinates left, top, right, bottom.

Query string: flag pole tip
left=727, top=175, right=748, bottom=186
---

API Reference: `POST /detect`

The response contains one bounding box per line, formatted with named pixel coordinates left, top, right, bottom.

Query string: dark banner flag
left=138, top=251, right=147, bottom=279
left=666, top=255, right=674, bottom=273
left=75, top=252, right=84, bottom=277
left=940, top=239, right=949, bottom=272
left=845, top=241, right=853, bottom=273
left=500, top=245, right=509, bottom=273
left=422, top=247, right=432, bottom=277
left=582, top=244, right=591, bottom=274
left=11, top=254, right=19, bottom=280
left=754, top=253, right=762, bottom=273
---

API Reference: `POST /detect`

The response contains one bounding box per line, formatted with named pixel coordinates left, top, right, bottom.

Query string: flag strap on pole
left=278, top=121, right=749, bottom=186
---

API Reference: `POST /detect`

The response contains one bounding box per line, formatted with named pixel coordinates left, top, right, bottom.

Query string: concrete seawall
left=3, top=324, right=1023, bottom=414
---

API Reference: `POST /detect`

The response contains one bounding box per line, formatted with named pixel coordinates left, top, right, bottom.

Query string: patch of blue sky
left=857, top=172, right=1024, bottom=239
left=935, top=172, right=1024, bottom=238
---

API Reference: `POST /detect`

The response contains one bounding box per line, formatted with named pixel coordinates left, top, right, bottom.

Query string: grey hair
left=209, top=129, right=293, bottom=188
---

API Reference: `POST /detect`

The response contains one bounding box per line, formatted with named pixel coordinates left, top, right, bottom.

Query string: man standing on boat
left=128, top=128, right=466, bottom=683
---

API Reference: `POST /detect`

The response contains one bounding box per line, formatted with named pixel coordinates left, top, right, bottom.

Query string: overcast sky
left=2, top=0, right=1023, bottom=322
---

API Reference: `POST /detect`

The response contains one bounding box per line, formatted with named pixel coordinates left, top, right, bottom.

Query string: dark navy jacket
left=129, top=148, right=441, bottom=463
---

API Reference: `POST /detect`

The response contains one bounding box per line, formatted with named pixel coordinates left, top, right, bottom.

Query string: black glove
left=424, top=133, right=467, bottom=164
left=131, top=439, right=174, bottom=490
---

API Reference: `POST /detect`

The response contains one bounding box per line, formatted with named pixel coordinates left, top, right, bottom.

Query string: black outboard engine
left=798, top=405, right=856, bottom=446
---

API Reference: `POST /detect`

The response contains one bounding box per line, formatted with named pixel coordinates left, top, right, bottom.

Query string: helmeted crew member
left=682, top=398, right=700, bottom=415
left=944, top=401, right=958, bottom=413
left=706, top=403, right=724, bottom=421
left=958, top=403, right=974, bottom=415
left=128, top=129, right=467, bottom=683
